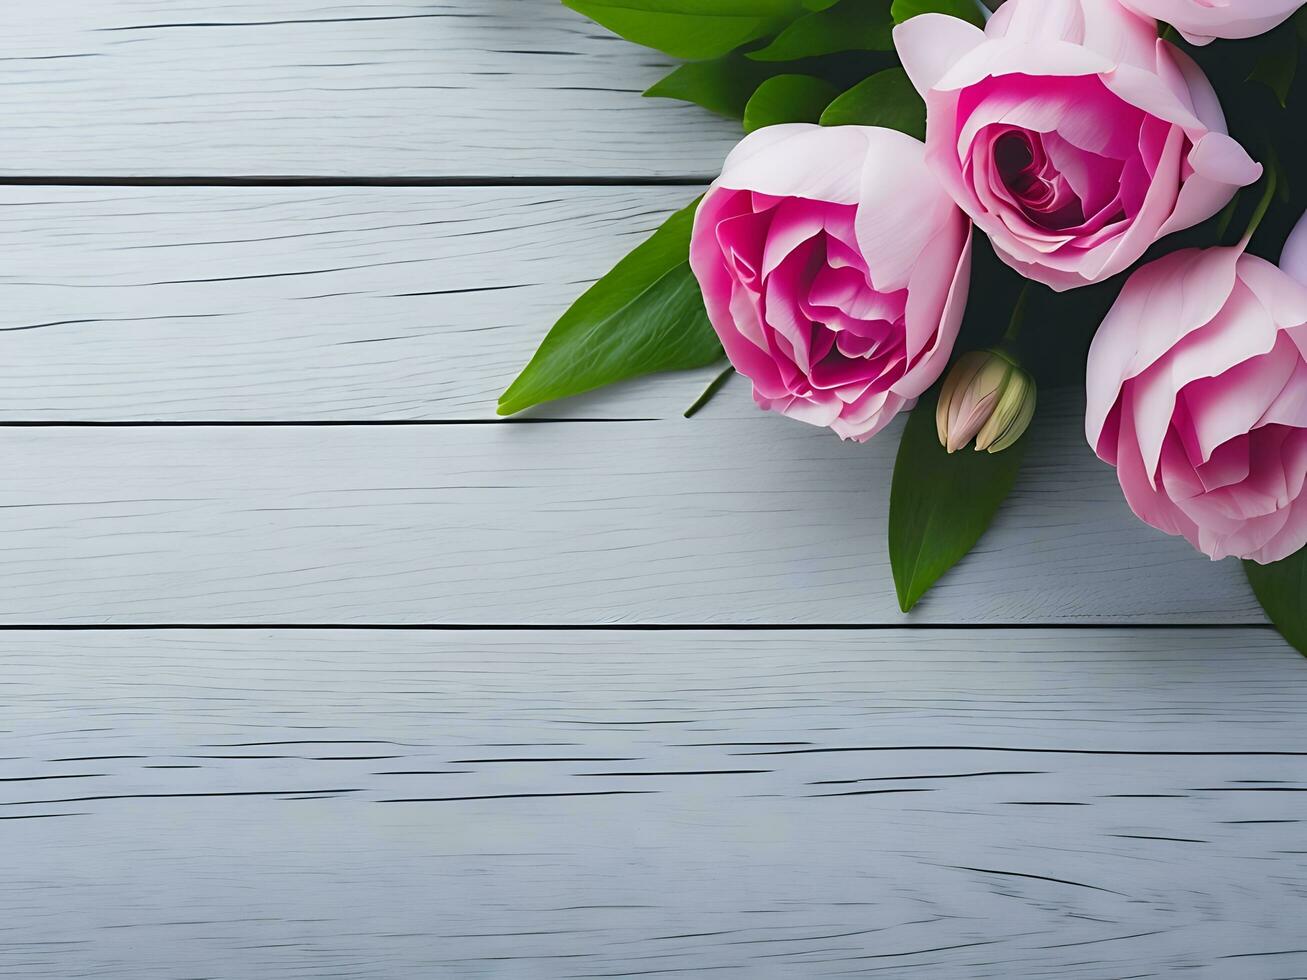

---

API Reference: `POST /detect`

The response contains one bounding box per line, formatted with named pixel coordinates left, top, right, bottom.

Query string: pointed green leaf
left=744, top=74, right=840, bottom=131
left=644, top=54, right=781, bottom=118
left=749, top=0, right=894, bottom=61
left=890, top=0, right=985, bottom=27
left=1248, top=25, right=1297, bottom=107
left=819, top=66, right=926, bottom=138
left=498, top=200, right=723, bottom=416
left=562, top=0, right=825, bottom=60
left=1245, top=550, right=1307, bottom=657
left=889, top=386, right=1028, bottom=612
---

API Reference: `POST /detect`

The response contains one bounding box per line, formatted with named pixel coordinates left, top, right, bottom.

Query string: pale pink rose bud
left=894, top=0, right=1263, bottom=292
left=937, top=350, right=1037, bottom=454
left=689, top=124, right=972, bottom=443
left=1120, top=0, right=1305, bottom=45
left=1085, top=218, right=1307, bottom=564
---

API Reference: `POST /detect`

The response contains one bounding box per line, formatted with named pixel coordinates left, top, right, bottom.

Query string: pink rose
left=894, top=0, right=1262, bottom=291
left=1120, top=0, right=1305, bottom=45
left=1085, top=224, right=1307, bottom=564
left=689, top=124, right=971, bottom=442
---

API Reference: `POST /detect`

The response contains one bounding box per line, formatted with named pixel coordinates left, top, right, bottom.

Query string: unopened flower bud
left=936, top=350, right=1036, bottom=454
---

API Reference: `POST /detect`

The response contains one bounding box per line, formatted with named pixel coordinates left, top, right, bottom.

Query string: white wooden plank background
left=0, top=1, right=1304, bottom=977
left=0, top=1, right=739, bottom=178
left=3, top=630, right=1305, bottom=979
left=0, top=404, right=1264, bottom=625
left=0, top=186, right=716, bottom=420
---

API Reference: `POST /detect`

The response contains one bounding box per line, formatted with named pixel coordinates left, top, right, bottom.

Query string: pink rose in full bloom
left=689, top=124, right=971, bottom=442
left=1120, top=0, right=1305, bottom=46
left=894, top=0, right=1262, bottom=291
left=1085, top=219, right=1307, bottom=564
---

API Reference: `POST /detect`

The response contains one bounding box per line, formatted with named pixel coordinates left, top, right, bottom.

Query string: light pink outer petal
left=937, top=39, right=1113, bottom=91
left=1281, top=209, right=1307, bottom=289
left=830, top=392, right=913, bottom=443
left=1239, top=253, right=1307, bottom=328
left=1113, top=399, right=1201, bottom=542
left=1164, top=43, right=1226, bottom=135
left=713, top=124, right=870, bottom=205
left=1084, top=246, right=1242, bottom=452
left=1120, top=0, right=1303, bottom=45
left=898, top=229, right=973, bottom=398
left=854, top=127, right=964, bottom=289
left=988, top=0, right=1162, bottom=67
left=893, top=14, right=986, bottom=97
left=1157, top=133, right=1263, bottom=238
left=1252, top=498, right=1307, bottom=563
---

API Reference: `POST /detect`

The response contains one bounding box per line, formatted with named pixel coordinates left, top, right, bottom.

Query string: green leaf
left=1248, top=24, right=1298, bottom=107
left=744, top=74, right=840, bottom=131
left=890, top=0, right=985, bottom=28
left=749, top=0, right=894, bottom=61
left=644, top=54, right=780, bottom=118
left=1245, top=550, right=1307, bottom=657
left=889, top=385, right=1028, bottom=612
left=819, top=67, right=926, bottom=139
left=562, top=0, right=824, bottom=60
left=498, top=199, right=723, bottom=416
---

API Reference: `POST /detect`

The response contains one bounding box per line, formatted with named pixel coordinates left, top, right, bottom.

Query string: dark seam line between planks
left=0, top=624, right=1273, bottom=632
left=0, top=176, right=714, bottom=188
left=0, top=420, right=659, bottom=427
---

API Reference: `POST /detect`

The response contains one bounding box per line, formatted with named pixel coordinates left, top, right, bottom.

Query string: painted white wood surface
left=0, top=0, right=739, bottom=178
left=3, top=629, right=1305, bottom=979
left=0, top=186, right=721, bottom=421
left=0, top=403, right=1264, bottom=625
left=2, top=4, right=1305, bottom=978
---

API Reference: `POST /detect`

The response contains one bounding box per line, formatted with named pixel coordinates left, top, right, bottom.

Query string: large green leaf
left=749, top=0, right=894, bottom=61
left=819, top=67, right=926, bottom=138
left=889, top=386, right=1028, bottom=612
left=890, top=0, right=985, bottom=27
left=1245, top=550, right=1307, bottom=657
left=744, top=74, right=840, bottom=131
left=498, top=200, right=723, bottom=416
left=644, top=54, right=780, bottom=118
left=562, top=0, right=837, bottom=60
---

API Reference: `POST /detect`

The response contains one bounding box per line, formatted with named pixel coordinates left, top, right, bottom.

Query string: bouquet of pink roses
left=502, top=0, right=1307, bottom=656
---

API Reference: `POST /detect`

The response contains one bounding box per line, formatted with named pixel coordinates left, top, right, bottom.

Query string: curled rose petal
left=690, top=124, right=971, bottom=443
left=1119, top=0, right=1305, bottom=45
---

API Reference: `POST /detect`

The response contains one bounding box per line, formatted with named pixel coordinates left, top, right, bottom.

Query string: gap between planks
left=0, top=623, right=1281, bottom=632
left=0, top=176, right=716, bottom=187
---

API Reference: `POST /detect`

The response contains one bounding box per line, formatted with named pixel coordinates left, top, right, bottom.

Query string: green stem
left=684, top=364, right=735, bottom=419
left=1241, top=159, right=1279, bottom=250
left=998, top=284, right=1031, bottom=351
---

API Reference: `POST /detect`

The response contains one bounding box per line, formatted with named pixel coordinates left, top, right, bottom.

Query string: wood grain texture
left=0, top=186, right=728, bottom=421
left=0, top=404, right=1265, bottom=625
left=0, top=0, right=740, bottom=178
left=2, top=628, right=1304, bottom=978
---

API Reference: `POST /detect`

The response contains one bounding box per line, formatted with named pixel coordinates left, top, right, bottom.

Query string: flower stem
left=684, top=364, right=735, bottom=419
left=999, top=284, right=1032, bottom=350
left=1240, top=156, right=1280, bottom=250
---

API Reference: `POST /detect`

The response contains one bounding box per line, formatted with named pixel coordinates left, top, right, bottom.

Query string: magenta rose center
left=717, top=193, right=908, bottom=400
left=959, top=74, right=1171, bottom=239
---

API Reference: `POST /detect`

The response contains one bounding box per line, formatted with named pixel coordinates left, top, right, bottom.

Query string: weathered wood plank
left=0, top=185, right=726, bottom=421
left=0, top=411, right=1264, bottom=624
left=0, top=1, right=739, bottom=178
left=2, top=628, right=1303, bottom=978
